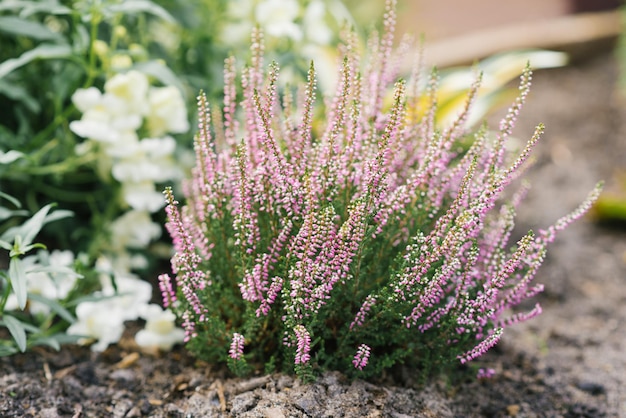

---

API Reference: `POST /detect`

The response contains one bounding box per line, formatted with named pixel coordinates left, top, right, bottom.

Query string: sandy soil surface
left=1, top=50, right=625, bottom=417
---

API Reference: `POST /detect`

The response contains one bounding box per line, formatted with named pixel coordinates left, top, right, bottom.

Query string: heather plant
left=160, top=1, right=602, bottom=381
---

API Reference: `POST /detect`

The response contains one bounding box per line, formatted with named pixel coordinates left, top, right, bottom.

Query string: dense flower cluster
left=67, top=68, right=188, bottom=352
left=70, top=69, right=188, bottom=253
left=160, top=0, right=601, bottom=379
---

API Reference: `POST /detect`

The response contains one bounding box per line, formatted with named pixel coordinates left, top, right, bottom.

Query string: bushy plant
left=159, top=1, right=602, bottom=380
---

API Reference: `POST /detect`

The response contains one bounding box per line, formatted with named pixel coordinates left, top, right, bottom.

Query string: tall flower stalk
left=160, top=0, right=602, bottom=379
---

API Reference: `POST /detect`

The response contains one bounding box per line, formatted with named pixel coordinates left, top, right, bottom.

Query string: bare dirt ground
left=1, top=50, right=625, bottom=417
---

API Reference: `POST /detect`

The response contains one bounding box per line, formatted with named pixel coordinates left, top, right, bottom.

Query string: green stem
left=0, top=273, right=12, bottom=313
left=83, top=10, right=102, bottom=88
left=21, top=152, right=97, bottom=176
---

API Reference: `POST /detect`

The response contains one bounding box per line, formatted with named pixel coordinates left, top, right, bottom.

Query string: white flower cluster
left=4, top=249, right=184, bottom=352
left=67, top=256, right=184, bottom=352
left=70, top=70, right=188, bottom=253
left=221, top=0, right=353, bottom=89
left=67, top=69, right=189, bottom=352
left=4, top=250, right=81, bottom=316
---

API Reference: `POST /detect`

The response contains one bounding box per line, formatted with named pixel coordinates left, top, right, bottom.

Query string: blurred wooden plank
left=418, top=11, right=622, bottom=67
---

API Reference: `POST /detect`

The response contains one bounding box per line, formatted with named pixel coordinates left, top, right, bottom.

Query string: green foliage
left=0, top=0, right=187, bottom=259
left=0, top=192, right=84, bottom=355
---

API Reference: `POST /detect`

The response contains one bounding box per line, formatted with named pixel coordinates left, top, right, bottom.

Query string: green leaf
left=0, top=344, right=19, bottom=357
left=43, top=209, right=73, bottom=224
left=16, top=2, right=72, bottom=17
left=8, top=257, right=27, bottom=310
left=30, top=333, right=82, bottom=351
left=0, top=1, right=71, bottom=15
left=30, top=335, right=61, bottom=351
left=0, top=44, right=72, bottom=80
left=0, top=79, right=40, bottom=113
left=19, top=203, right=53, bottom=248
left=0, top=208, right=28, bottom=223
left=27, top=293, right=76, bottom=324
left=2, top=315, right=27, bottom=352
left=0, top=16, right=63, bottom=41
left=0, top=191, right=21, bottom=208
left=107, top=0, right=176, bottom=23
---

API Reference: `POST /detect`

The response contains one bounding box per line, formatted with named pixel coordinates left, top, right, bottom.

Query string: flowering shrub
left=160, top=1, right=601, bottom=380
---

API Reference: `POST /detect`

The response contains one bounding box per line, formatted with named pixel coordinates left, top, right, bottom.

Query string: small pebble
left=576, top=381, right=606, bottom=396
left=506, top=404, right=520, bottom=416
left=263, top=407, right=286, bottom=418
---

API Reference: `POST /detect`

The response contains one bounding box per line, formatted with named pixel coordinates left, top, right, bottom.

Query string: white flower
left=43, top=250, right=79, bottom=298
left=255, top=0, right=302, bottom=41
left=146, top=86, right=189, bottom=137
left=140, top=136, right=177, bottom=157
left=71, top=87, right=102, bottom=112
left=110, top=209, right=162, bottom=248
left=304, top=0, right=332, bottom=45
left=111, top=136, right=180, bottom=184
left=69, top=100, right=141, bottom=144
left=135, top=304, right=185, bottom=351
left=99, top=273, right=153, bottom=321
left=100, top=131, right=141, bottom=158
left=67, top=300, right=126, bottom=352
left=69, top=117, right=120, bottom=143
left=120, top=182, right=168, bottom=213
left=104, top=70, right=150, bottom=115
left=67, top=269, right=154, bottom=351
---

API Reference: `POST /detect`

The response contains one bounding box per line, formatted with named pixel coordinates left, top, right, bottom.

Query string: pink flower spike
left=229, top=333, right=245, bottom=360
left=352, top=344, right=371, bottom=370
left=294, top=325, right=311, bottom=365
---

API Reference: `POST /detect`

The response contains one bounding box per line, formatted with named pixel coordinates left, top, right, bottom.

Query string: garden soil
left=1, top=50, right=625, bottom=417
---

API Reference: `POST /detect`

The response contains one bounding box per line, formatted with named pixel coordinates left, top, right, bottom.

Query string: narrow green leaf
left=0, top=1, right=71, bottom=15
left=8, top=257, right=27, bottom=310
left=106, top=0, right=176, bottom=23
left=29, top=335, right=61, bottom=351
left=16, top=2, right=72, bottom=17
left=0, top=80, right=40, bottom=113
left=0, top=16, right=63, bottom=41
left=31, top=333, right=81, bottom=350
left=0, top=44, right=72, bottom=80
left=2, top=315, right=27, bottom=352
left=28, top=293, right=76, bottom=324
left=0, top=191, right=21, bottom=208
left=43, top=209, right=73, bottom=224
left=0, top=344, right=19, bottom=357
left=19, top=203, right=53, bottom=248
